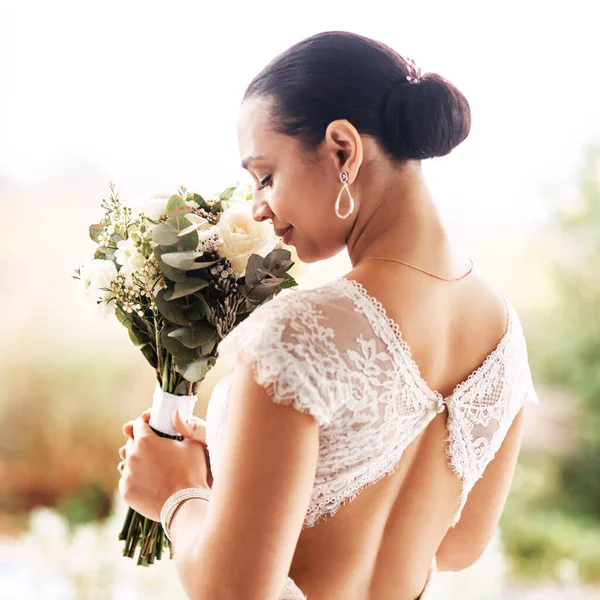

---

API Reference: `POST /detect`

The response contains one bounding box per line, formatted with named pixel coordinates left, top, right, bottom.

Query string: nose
left=252, top=196, right=274, bottom=223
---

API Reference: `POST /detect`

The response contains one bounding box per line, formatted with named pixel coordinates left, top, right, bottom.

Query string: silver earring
left=335, top=171, right=355, bottom=219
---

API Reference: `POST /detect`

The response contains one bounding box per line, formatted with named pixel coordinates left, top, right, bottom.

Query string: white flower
left=115, top=237, right=137, bottom=266
left=217, top=203, right=278, bottom=277
left=129, top=193, right=170, bottom=221
left=197, top=225, right=223, bottom=253
left=76, top=259, right=118, bottom=317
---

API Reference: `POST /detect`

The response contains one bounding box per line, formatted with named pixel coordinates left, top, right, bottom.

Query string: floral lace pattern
left=208, top=277, right=540, bottom=534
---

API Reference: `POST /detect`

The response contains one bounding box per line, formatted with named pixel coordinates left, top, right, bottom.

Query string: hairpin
left=404, top=56, right=422, bottom=84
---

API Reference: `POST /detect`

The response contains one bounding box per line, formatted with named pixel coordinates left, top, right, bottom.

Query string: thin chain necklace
left=355, top=256, right=475, bottom=282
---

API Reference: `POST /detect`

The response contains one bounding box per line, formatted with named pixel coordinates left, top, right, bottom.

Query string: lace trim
left=300, top=412, right=438, bottom=531
left=336, top=277, right=514, bottom=403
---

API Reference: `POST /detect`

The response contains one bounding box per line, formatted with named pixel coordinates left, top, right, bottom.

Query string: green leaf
left=168, top=322, right=217, bottom=349
left=152, top=222, right=179, bottom=246
left=154, top=246, right=187, bottom=283
left=163, top=278, right=209, bottom=301
left=178, top=221, right=205, bottom=237
left=115, top=307, right=134, bottom=330
left=160, top=325, right=200, bottom=361
left=183, top=259, right=220, bottom=271
left=244, top=254, right=265, bottom=287
left=161, top=251, right=219, bottom=271
left=155, top=289, right=192, bottom=326
left=166, top=195, right=189, bottom=217
left=175, top=358, right=209, bottom=382
left=161, top=251, right=202, bottom=269
left=183, top=295, right=210, bottom=321
left=128, top=328, right=148, bottom=348
left=219, top=187, right=236, bottom=202
left=264, top=249, right=294, bottom=277
left=166, top=216, right=198, bottom=251
left=140, top=344, right=158, bottom=369
left=281, top=272, right=298, bottom=289
left=89, top=223, right=103, bottom=243
left=174, top=380, right=192, bottom=395
left=188, top=193, right=208, bottom=210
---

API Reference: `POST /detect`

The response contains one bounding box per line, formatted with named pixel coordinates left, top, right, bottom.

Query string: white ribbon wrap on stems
left=149, top=381, right=198, bottom=437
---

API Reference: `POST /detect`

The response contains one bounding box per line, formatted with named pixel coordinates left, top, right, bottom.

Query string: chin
left=293, top=238, right=343, bottom=264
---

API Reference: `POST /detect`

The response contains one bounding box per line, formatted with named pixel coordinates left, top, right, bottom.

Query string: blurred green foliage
left=0, top=344, right=150, bottom=532
left=501, top=143, right=600, bottom=583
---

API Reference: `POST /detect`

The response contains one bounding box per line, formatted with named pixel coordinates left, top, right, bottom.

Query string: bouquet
left=74, top=182, right=297, bottom=565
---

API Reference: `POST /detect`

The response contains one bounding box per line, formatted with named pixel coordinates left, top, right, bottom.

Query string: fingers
left=172, top=410, right=207, bottom=446
left=122, top=408, right=151, bottom=439
left=132, top=415, right=151, bottom=440
left=122, top=420, right=135, bottom=438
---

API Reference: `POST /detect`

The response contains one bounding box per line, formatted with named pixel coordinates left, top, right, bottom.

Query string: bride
left=118, top=31, right=539, bottom=599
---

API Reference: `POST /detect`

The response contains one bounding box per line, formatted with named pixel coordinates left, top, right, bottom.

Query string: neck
left=346, top=160, right=452, bottom=272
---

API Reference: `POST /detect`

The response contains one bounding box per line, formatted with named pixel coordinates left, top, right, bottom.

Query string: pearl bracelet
left=160, top=487, right=211, bottom=542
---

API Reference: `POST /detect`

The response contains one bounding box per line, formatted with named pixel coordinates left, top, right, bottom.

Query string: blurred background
left=1, top=0, right=599, bottom=598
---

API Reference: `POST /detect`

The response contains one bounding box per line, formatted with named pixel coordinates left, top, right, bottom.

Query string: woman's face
left=237, top=96, right=350, bottom=263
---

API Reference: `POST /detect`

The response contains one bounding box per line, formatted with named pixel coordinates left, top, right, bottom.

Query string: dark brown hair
left=244, top=31, right=471, bottom=161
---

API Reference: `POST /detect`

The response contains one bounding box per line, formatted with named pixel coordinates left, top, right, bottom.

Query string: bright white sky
left=1, top=0, right=598, bottom=227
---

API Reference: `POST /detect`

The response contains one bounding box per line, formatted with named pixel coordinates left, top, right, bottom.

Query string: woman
left=119, top=31, right=539, bottom=599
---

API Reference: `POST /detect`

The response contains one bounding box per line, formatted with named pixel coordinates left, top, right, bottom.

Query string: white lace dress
left=206, top=277, right=540, bottom=599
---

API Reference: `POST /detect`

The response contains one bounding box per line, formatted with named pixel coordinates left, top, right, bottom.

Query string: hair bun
left=381, top=72, right=471, bottom=160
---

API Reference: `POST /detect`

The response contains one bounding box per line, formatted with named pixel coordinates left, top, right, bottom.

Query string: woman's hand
left=118, top=409, right=213, bottom=522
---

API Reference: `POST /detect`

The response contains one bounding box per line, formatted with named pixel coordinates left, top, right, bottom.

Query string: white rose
left=115, top=237, right=138, bottom=266
left=217, top=203, right=278, bottom=277
left=76, top=259, right=118, bottom=317
left=130, top=193, right=170, bottom=221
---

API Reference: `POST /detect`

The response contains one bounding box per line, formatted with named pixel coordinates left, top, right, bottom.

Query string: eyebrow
left=241, top=155, right=267, bottom=169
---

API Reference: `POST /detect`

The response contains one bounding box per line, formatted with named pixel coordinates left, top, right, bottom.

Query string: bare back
left=211, top=267, right=539, bottom=600
left=289, top=270, right=530, bottom=600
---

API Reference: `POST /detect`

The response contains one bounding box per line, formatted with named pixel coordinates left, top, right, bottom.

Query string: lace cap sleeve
left=216, top=289, right=348, bottom=427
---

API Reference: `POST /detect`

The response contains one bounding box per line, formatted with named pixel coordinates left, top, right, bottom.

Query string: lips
left=275, top=225, right=293, bottom=237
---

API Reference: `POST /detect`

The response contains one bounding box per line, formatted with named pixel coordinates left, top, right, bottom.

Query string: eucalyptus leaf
left=89, top=223, right=103, bottom=243
left=187, top=294, right=211, bottom=319
left=166, top=195, right=187, bottom=215
left=168, top=322, right=217, bottom=349
left=175, top=380, right=192, bottom=395
left=154, top=246, right=187, bottom=283
left=155, top=289, right=192, bottom=326
left=183, top=296, right=209, bottom=321
left=152, top=222, right=179, bottom=246
left=160, top=325, right=200, bottom=361
left=166, top=216, right=198, bottom=251
left=175, top=358, right=209, bottom=382
left=161, top=251, right=219, bottom=271
left=263, top=249, right=293, bottom=275
left=201, top=335, right=218, bottom=355
left=163, top=278, right=209, bottom=301
left=161, top=251, right=202, bottom=269
left=182, top=259, right=220, bottom=271
left=178, top=220, right=207, bottom=237
left=244, top=254, right=265, bottom=287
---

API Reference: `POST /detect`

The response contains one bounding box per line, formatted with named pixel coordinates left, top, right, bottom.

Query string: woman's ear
left=323, top=119, right=364, bottom=184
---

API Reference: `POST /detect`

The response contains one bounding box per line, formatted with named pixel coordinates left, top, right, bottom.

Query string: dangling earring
left=335, top=171, right=355, bottom=219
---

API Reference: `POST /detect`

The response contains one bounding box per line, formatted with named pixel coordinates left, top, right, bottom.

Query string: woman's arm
left=435, top=407, right=526, bottom=571
left=158, top=363, right=320, bottom=600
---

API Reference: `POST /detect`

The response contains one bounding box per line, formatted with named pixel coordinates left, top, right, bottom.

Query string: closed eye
left=257, top=175, right=272, bottom=190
